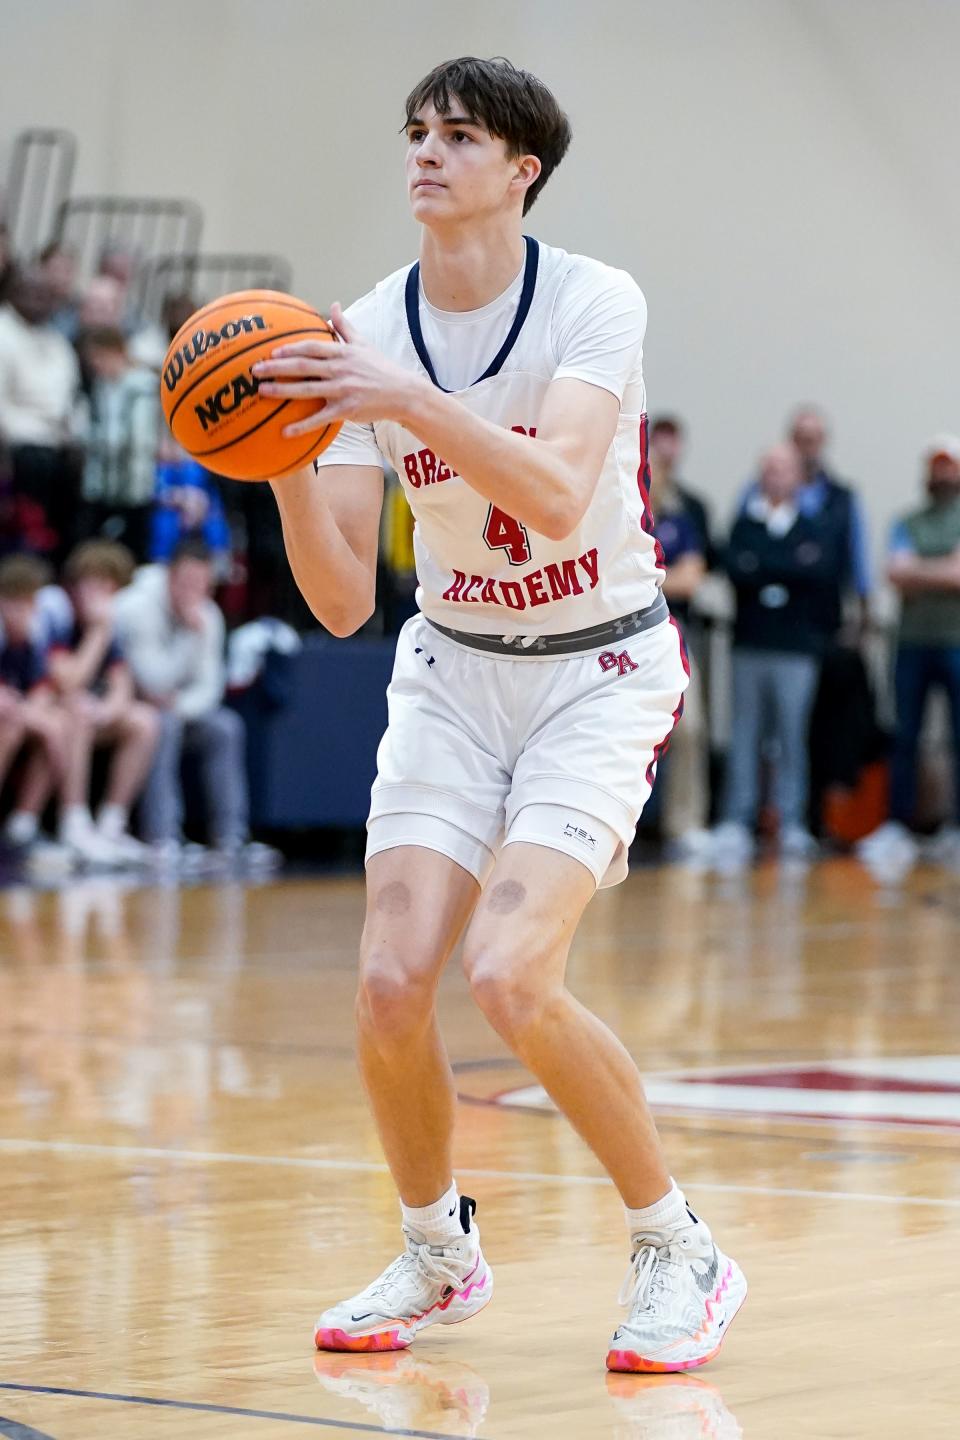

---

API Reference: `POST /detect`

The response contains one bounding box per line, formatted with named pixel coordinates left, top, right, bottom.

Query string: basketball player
left=255, top=56, right=747, bottom=1372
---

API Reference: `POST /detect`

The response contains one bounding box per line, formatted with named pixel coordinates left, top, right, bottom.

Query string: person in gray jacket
left=115, top=538, right=278, bottom=870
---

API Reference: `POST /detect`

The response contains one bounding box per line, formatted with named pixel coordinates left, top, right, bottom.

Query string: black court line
left=0, top=1419, right=59, bottom=1440
left=0, top=1384, right=465, bottom=1439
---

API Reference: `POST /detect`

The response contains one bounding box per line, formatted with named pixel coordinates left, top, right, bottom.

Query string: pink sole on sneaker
left=314, top=1327, right=408, bottom=1353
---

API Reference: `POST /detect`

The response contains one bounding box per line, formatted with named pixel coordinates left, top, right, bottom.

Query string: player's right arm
left=270, top=463, right=384, bottom=636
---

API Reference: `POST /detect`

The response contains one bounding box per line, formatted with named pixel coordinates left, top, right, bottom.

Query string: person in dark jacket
left=712, top=443, right=844, bottom=864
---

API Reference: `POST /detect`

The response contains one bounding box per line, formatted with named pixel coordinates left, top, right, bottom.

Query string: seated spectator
left=77, top=326, right=160, bottom=561
left=0, top=555, right=68, bottom=858
left=115, top=538, right=277, bottom=869
left=150, top=457, right=230, bottom=572
left=648, top=415, right=712, bottom=858
left=129, top=290, right=196, bottom=373
left=712, top=443, right=841, bottom=865
left=49, top=541, right=161, bottom=863
left=859, top=435, right=960, bottom=868
left=0, top=266, right=82, bottom=563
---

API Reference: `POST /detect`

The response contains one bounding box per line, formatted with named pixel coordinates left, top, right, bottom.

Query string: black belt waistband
left=424, top=593, right=670, bottom=656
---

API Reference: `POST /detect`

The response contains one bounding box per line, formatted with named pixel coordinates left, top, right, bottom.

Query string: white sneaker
left=100, top=829, right=152, bottom=866
left=61, top=821, right=123, bottom=869
left=780, top=824, right=818, bottom=860
left=924, top=825, right=960, bottom=867
left=607, top=1212, right=747, bottom=1373
left=709, top=822, right=755, bottom=870
left=314, top=1198, right=493, bottom=1353
left=856, top=820, right=919, bottom=866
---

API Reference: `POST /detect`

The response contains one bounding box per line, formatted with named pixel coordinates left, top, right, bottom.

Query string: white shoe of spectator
left=665, top=828, right=714, bottom=865
left=103, top=831, right=152, bottom=867
left=923, top=825, right=960, bottom=867
left=59, top=808, right=124, bottom=869
left=215, top=840, right=284, bottom=872
left=709, top=822, right=756, bottom=869
left=780, top=825, right=819, bottom=860
left=96, top=807, right=152, bottom=867
left=856, top=821, right=919, bottom=867
left=25, top=837, right=76, bottom=882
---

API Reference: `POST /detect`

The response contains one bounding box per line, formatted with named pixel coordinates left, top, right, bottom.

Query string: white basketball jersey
left=315, top=238, right=665, bottom=636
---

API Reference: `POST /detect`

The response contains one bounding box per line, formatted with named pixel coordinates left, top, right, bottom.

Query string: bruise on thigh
left=374, top=879, right=412, bottom=916
left=484, top=878, right=527, bottom=915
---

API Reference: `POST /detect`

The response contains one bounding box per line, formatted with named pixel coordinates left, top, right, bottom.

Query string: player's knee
left=465, top=946, right=556, bottom=1043
left=356, top=951, right=437, bottom=1042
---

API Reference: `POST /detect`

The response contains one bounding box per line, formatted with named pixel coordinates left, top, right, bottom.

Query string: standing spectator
left=648, top=416, right=712, bottom=857
left=37, top=242, right=81, bottom=342
left=49, top=541, right=160, bottom=863
left=859, top=436, right=960, bottom=867
left=0, top=266, right=82, bottom=562
left=0, top=555, right=68, bottom=858
left=77, top=326, right=160, bottom=561
left=713, top=444, right=841, bottom=864
left=0, top=224, right=14, bottom=305
left=740, top=407, right=873, bottom=835
left=115, top=539, right=276, bottom=869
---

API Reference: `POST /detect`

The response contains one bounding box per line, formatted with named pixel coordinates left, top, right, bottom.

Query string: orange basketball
left=159, top=289, right=342, bottom=481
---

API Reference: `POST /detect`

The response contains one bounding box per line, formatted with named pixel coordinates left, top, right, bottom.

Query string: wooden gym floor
left=0, top=859, right=957, bottom=1438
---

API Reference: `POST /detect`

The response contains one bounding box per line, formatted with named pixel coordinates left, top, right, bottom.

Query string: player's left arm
left=254, top=272, right=645, bottom=543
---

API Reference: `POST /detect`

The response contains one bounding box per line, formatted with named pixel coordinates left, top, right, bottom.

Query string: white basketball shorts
left=366, top=613, right=690, bottom=888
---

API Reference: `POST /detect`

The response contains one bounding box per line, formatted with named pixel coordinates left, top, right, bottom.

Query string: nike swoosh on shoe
left=691, top=1251, right=719, bottom=1294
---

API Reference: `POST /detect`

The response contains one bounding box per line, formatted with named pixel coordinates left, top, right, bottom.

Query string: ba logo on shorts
left=598, top=649, right=638, bottom=676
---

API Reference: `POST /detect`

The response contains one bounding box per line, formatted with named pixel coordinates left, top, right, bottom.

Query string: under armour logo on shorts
left=414, top=647, right=436, bottom=667
left=598, top=649, right=638, bottom=676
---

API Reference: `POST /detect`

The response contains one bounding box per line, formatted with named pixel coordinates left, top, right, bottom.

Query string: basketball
left=159, top=289, right=342, bottom=481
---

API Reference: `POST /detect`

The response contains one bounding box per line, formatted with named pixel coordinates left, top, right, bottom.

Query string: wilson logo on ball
left=163, top=314, right=268, bottom=392
left=194, top=372, right=261, bottom=431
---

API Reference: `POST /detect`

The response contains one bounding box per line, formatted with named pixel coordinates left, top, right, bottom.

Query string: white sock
left=5, top=810, right=39, bottom=845
left=60, top=805, right=94, bottom=843
left=625, top=1179, right=692, bottom=1242
left=400, top=1181, right=466, bottom=1246
left=98, top=803, right=128, bottom=839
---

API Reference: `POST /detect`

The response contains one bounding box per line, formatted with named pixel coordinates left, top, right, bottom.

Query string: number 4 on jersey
left=483, top=504, right=532, bottom=566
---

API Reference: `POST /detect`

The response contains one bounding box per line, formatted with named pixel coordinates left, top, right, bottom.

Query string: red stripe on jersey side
left=644, top=620, right=689, bottom=790
left=636, top=413, right=655, bottom=533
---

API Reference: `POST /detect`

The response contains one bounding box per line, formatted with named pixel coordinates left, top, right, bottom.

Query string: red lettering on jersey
left=543, top=558, right=582, bottom=601
left=480, top=578, right=501, bottom=604
left=578, top=548, right=599, bottom=589
left=500, top=581, right=525, bottom=609
left=483, top=505, right=532, bottom=565
left=443, top=570, right=466, bottom=601
left=403, top=452, right=422, bottom=488
left=523, top=570, right=549, bottom=607
left=460, top=574, right=483, bottom=603
left=418, top=448, right=437, bottom=485
left=598, top=649, right=639, bottom=676
left=510, top=424, right=538, bottom=438
left=436, top=457, right=451, bottom=482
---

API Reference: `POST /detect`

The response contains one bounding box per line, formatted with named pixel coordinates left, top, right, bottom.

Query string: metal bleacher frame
left=55, top=194, right=204, bottom=306
left=4, top=128, right=77, bottom=259
left=140, top=251, right=294, bottom=321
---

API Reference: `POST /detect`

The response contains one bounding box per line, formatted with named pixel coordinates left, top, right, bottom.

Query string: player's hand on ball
left=253, top=304, right=423, bottom=436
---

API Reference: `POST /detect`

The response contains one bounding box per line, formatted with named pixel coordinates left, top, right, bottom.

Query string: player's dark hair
left=170, top=537, right=213, bottom=568
left=404, top=57, right=571, bottom=214
left=651, top=415, right=685, bottom=439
